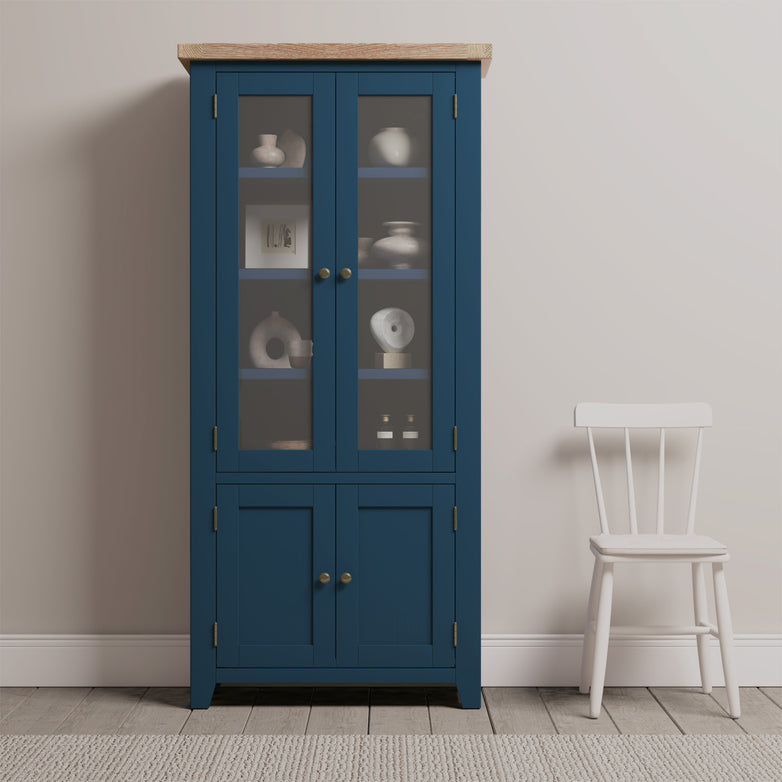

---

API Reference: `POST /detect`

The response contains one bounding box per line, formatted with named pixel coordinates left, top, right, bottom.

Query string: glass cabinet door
left=215, top=71, right=454, bottom=473
left=216, top=74, right=335, bottom=472
left=336, top=74, right=455, bottom=472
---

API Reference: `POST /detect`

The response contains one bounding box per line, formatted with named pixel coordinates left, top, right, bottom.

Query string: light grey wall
left=1, top=1, right=780, bottom=636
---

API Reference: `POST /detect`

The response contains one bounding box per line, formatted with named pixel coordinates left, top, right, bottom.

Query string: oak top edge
left=178, top=43, right=492, bottom=77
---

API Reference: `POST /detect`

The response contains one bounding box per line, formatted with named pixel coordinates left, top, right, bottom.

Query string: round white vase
left=252, top=134, right=286, bottom=167
left=368, top=127, right=411, bottom=167
left=371, top=221, right=420, bottom=268
left=249, top=311, right=301, bottom=368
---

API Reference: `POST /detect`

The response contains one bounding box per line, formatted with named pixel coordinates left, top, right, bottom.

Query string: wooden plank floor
left=1, top=687, right=780, bottom=735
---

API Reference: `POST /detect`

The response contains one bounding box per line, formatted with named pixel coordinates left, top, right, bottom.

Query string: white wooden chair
left=574, top=402, right=740, bottom=719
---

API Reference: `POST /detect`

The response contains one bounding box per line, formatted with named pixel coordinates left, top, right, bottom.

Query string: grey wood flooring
left=1, top=687, right=780, bottom=735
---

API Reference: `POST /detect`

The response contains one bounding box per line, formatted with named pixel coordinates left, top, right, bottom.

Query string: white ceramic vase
left=368, top=127, right=411, bottom=167
left=252, top=134, right=286, bottom=167
left=249, top=311, right=301, bottom=368
left=371, top=221, right=420, bottom=269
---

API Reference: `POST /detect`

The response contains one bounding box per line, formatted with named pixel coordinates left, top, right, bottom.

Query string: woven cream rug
left=2, top=734, right=781, bottom=781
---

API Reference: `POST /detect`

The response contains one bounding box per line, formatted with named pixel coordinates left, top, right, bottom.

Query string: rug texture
left=2, top=734, right=781, bottom=781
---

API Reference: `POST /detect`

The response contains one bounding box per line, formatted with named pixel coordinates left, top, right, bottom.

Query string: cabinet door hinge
left=212, top=426, right=218, bottom=451
left=213, top=506, right=218, bottom=532
left=453, top=426, right=458, bottom=451
left=213, top=94, right=218, bottom=119
left=453, top=506, right=458, bottom=531
left=213, top=622, right=218, bottom=647
left=453, top=622, right=458, bottom=647
left=453, top=94, right=458, bottom=119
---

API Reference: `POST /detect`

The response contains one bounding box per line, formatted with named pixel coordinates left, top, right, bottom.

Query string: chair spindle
left=624, top=428, right=638, bottom=534
left=686, top=428, right=704, bottom=534
left=587, top=427, right=609, bottom=534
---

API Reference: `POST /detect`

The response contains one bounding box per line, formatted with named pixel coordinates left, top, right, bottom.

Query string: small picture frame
left=245, top=204, right=310, bottom=268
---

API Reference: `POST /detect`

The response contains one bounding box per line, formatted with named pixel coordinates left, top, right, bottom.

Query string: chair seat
left=589, top=533, right=728, bottom=557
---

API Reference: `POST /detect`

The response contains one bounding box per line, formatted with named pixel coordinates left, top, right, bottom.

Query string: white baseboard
left=0, top=635, right=190, bottom=687
left=1, top=634, right=779, bottom=687
left=481, top=634, right=782, bottom=687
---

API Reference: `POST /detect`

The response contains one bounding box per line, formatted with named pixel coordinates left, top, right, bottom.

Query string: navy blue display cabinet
left=179, top=43, right=491, bottom=709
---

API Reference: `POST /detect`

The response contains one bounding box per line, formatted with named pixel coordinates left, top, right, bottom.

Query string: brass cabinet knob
left=340, top=267, right=352, bottom=280
left=340, top=572, right=352, bottom=584
left=318, top=572, right=331, bottom=584
left=318, top=268, right=331, bottom=279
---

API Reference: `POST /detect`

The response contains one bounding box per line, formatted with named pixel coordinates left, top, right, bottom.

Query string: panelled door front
left=336, top=484, right=455, bottom=667
left=217, top=483, right=455, bottom=669
left=216, top=484, right=335, bottom=667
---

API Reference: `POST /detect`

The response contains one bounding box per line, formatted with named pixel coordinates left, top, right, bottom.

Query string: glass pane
left=238, top=96, right=313, bottom=450
left=357, top=96, right=432, bottom=451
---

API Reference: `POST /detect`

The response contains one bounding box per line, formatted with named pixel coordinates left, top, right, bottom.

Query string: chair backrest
left=574, top=403, right=712, bottom=536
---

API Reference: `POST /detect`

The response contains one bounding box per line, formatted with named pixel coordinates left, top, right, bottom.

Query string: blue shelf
left=359, top=269, right=429, bottom=280
left=239, top=167, right=309, bottom=179
left=240, top=368, right=309, bottom=380
left=358, top=167, right=428, bottom=179
left=239, top=269, right=309, bottom=280
left=358, top=369, right=429, bottom=380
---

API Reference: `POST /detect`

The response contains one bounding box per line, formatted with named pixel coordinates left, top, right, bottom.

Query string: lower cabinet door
left=336, top=484, right=455, bottom=668
left=216, top=484, right=335, bottom=668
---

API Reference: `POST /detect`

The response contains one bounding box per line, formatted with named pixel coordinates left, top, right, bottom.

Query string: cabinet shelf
left=240, top=368, right=310, bottom=380
left=239, top=167, right=310, bottom=179
left=239, top=269, right=309, bottom=280
left=358, top=269, right=429, bottom=280
left=358, top=167, right=428, bottom=179
left=358, top=369, right=429, bottom=380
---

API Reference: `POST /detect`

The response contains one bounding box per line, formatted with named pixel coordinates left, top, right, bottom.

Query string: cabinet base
left=190, top=668, right=480, bottom=710
left=214, top=667, right=456, bottom=685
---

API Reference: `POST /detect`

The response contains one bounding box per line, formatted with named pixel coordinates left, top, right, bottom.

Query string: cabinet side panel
left=454, top=62, right=482, bottom=708
left=190, top=62, right=217, bottom=708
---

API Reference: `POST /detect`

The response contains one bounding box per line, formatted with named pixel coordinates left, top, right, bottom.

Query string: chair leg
left=589, top=562, right=614, bottom=719
left=713, top=562, right=740, bottom=719
left=580, top=559, right=604, bottom=694
left=691, top=562, right=711, bottom=694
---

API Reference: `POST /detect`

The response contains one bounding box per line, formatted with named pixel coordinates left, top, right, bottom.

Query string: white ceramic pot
left=371, top=221, right=420, bottom=268
left=368, top=127, right=411, bottom=167
left=252, top=134, right=286, bottom=167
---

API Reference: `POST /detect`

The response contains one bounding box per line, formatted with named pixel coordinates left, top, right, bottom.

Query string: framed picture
left=245, top=204, right=310, bottom=269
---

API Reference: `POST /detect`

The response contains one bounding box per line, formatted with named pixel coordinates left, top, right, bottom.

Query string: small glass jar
left=376, top=414, right=394, bottom=450
left=402, top=414, right=419, bottom=450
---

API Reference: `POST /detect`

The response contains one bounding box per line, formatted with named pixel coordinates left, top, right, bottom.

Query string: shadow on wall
left=86, top=78, right=191, bottom=633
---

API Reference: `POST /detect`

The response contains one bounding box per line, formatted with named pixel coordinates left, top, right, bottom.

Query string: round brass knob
left=318, top=572, right=331, bottom=584
left=340, top=572, right=352, bottom=584
left=340, top=267, right=352, bottom=280
left=318, top=268, right=331, bottom=279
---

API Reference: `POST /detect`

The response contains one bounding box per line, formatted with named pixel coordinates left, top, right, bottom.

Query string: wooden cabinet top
left=178, top=43, right=492, bottom=77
